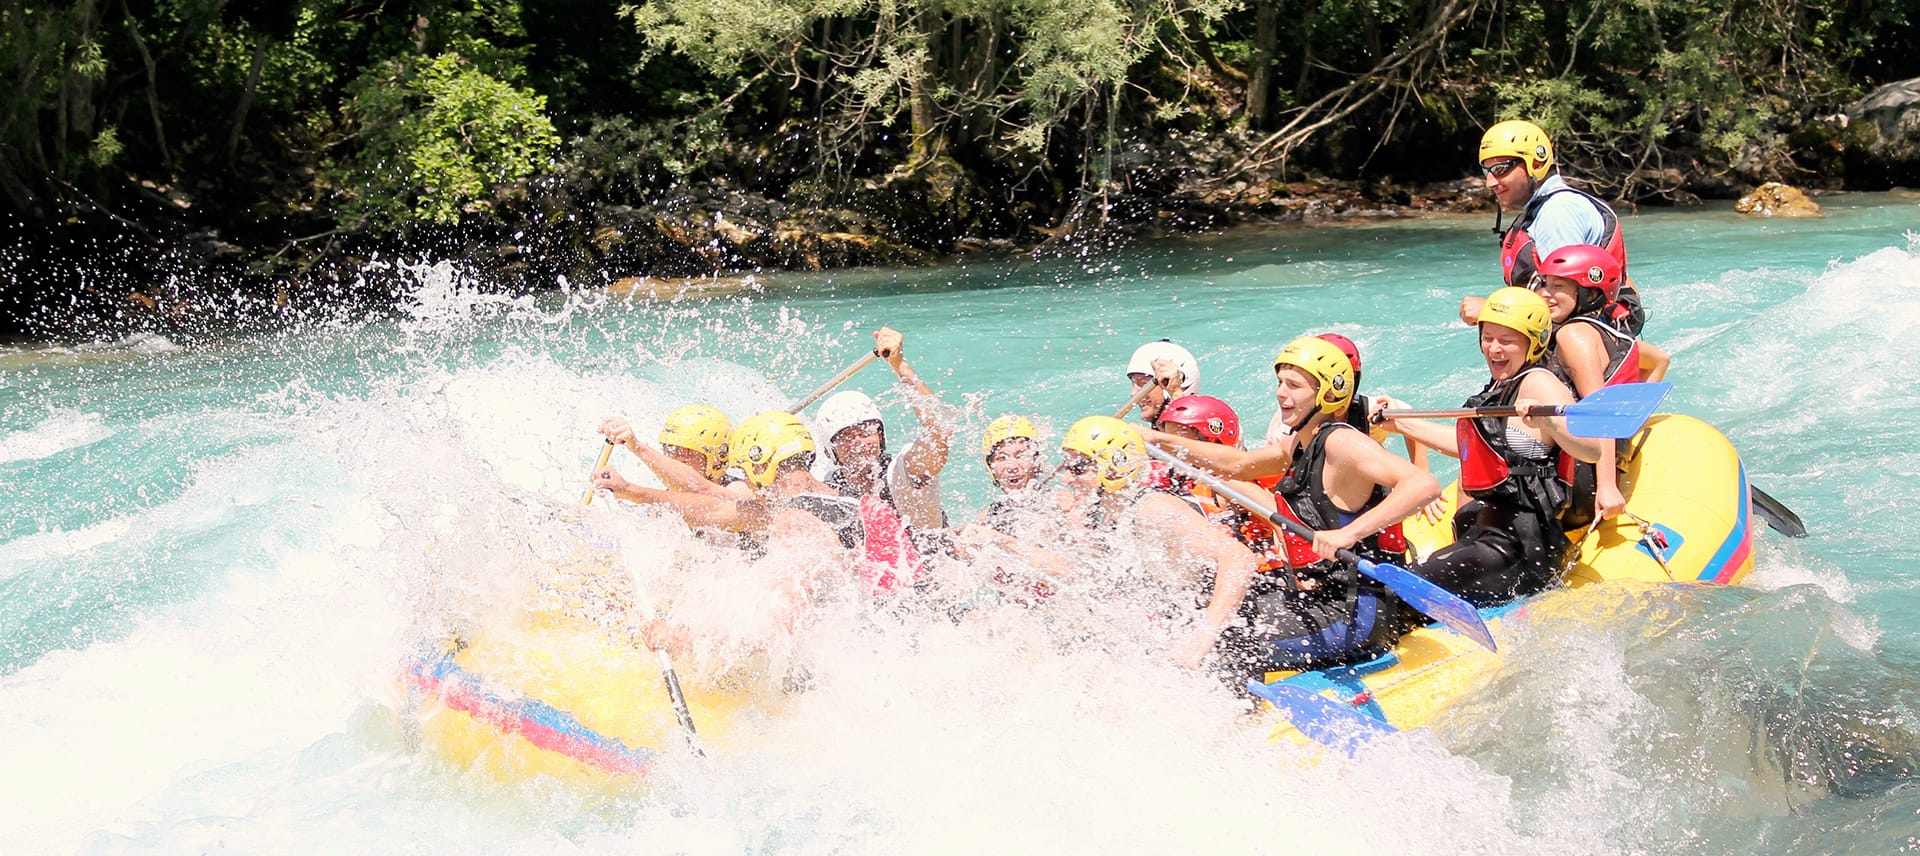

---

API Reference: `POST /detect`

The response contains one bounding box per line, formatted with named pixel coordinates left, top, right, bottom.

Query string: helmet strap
left=1288, top=407, right=1324, bottom=436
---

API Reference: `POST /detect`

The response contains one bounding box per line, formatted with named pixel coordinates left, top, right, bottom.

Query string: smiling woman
left=1374, top=287, right=1602, bottom=606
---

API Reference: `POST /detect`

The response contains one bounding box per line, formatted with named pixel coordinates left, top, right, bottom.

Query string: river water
left=3, top=195, right=1918, bottom=852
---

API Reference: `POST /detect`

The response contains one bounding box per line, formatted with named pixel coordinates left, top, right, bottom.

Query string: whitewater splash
left=0, top=409, right=113, bottom=465
left=5, top=220, right=1920, bottom=852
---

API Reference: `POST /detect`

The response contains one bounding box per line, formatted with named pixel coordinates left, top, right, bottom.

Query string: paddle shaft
left=1383, top=404, right=1568, bottom=420
left=787, top=351, right=881, bottom=414
left=1375, top=382, right=1670, bottom=440
left=1141, top=446, right=1369, bottom=569
left=1112, top=381, right=1160, bottom=419
left=581, top=440, right=615, bottom=506
left=631, top=584, right=706, bottom=756
left=1141, top=443, right=1496, bottom=651
left=582, top=441, right=706, bottom=756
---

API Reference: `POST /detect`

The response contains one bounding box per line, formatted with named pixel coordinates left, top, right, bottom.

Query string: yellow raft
left=1255, top=413, right=1757, bottom=737
left=402, top=609, right=779, bottom=789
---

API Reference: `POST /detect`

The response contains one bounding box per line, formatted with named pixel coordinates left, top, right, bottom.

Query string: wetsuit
left=1415, top=367, right=1572, bottom=607
left=1221, top=423, right=1409, bottom=671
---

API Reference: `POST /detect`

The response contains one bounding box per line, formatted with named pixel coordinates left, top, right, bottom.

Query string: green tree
left=331, top=51, right=560, bottom=228
left=621, top=0, right=1236, bottom=223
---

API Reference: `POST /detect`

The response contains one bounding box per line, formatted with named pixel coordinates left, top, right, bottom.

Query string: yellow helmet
left=1478, top=286, right=1553, bottom=364
left=1060, top=415, right=1145, bottom=493
left=981, top=414, right=1039, bottom=460
left=1479, top=119, right=1554, bottom=181
left=1273, top=336, right=1356, bottom=416
left=659, top=405, right=731, bottom=479
left=726, top=411, right=815, bottom=488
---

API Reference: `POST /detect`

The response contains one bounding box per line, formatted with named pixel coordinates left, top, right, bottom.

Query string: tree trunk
left=63, top=0, right=109, bottom=174
left=907, top=3, right=944, bottom=164
left=1246, top=0, right=1278, bottom=128
left=124, top=10, right=171, bottom=170
left=963, top=10, right=1002, bottom=143
left=226, top=29, right=271, bottom=165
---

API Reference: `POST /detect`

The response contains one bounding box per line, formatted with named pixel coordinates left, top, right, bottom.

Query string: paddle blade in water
left=1356, top=558, right=1497, bottom=652
left=1751, top=485, right=1808, bottom=537
left=1560, top=381, right=1673, bottom=439
left=1247, top=680, right=1397, bottom=754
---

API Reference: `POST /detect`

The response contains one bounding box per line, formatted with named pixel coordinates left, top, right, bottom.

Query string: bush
left=332, top=53, right=561, bottom=229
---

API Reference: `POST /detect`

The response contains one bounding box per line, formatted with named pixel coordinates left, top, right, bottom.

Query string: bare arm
left=1516, top=372, right=1604, bottom=464
left=952, top=523, right=1080, bottom=588
left=1637, top=341, right=1671, bottom=382
left=876, top=326, right=953, bottom=483
left=1138, top=494, right=1258, bottom=669
left=1372, top=394, right=1461, bottom=458
left=1311, top=429, right=1442, bottom=560
left=1141, top=426, right=1296, bottom=480
left=599, top=417, right=729, bottom=496
left=591, top=465, right=774, bottom=532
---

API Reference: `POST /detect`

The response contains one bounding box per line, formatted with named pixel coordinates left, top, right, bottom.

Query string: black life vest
left=788, top=493, right=865, bottom=549
left=1549, top=315, right=1642, bottom=390
left=1270, top=422, right=1410, bottom=580
left=1545, top=315, right=1642, bottom=529
left=1455, top=367, right=1570, bottom=518
left=1500, top=184, right=1645, bottom=336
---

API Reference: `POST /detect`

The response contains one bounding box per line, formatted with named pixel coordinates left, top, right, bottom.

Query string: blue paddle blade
left=1247, top=680, right=1397, bottom=754
left=1561, top=381, right=1673, bottom=439
left=1356, top=558, right=1497, bottom=652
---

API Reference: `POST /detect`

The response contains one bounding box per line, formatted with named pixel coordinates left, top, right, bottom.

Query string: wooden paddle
left=787, top=350, right=880, bottom=414
left=1113, top=375, right=1172, bottom=419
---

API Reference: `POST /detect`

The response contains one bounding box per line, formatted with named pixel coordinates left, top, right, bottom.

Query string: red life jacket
left=1456, top=367, right=1570, bottom=512
left=858, top=495, right=926, bottom=594
left=1500, top=184, right=1644, bottom=336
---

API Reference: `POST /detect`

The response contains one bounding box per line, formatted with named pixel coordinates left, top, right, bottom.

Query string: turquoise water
left=2, top=195, right=1918, bottom=851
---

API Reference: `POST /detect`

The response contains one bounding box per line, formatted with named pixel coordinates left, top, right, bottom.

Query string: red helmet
left=1315, top=333, right=1361, bottom=377
left=1156, top=395, right=1241, bottom=446
left=1536, top=243, right=1623, bottom=302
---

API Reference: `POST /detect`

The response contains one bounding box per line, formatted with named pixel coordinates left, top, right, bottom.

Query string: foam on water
left=5, top=203, right=1920, bottom=851
left=0, top=409, right=113, bottom=463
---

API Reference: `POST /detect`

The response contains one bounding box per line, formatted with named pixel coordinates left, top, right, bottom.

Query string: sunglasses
left=1481, top=159, right=1523, bottom=178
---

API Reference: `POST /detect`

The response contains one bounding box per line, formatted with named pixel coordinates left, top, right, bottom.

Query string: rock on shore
left=1735, top=182, right=1824, bottom=217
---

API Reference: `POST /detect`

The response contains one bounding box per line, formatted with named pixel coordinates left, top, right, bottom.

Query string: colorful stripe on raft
left=1696, top=464, right=1754, bottom=584
left=403, top=652, right=658, bottom=776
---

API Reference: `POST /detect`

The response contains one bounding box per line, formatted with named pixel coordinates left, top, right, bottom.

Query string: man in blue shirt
left=1460, top=120, right=1644, bottom=335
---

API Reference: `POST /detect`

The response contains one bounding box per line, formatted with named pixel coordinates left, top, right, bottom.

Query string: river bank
left=2, top=169, right=1494, bottom=345
left=0, top=144, right=1898, bottom=349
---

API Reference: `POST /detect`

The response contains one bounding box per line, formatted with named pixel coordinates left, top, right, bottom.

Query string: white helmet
left=814, top=390, right=885, bottom=446
left=1126, top=340, right=1200, bottom=395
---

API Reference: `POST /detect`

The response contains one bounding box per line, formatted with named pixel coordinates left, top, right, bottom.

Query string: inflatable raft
left=402, top=609, right=780, bottom=789
left=1253, top=413, right=1756, bottom=739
